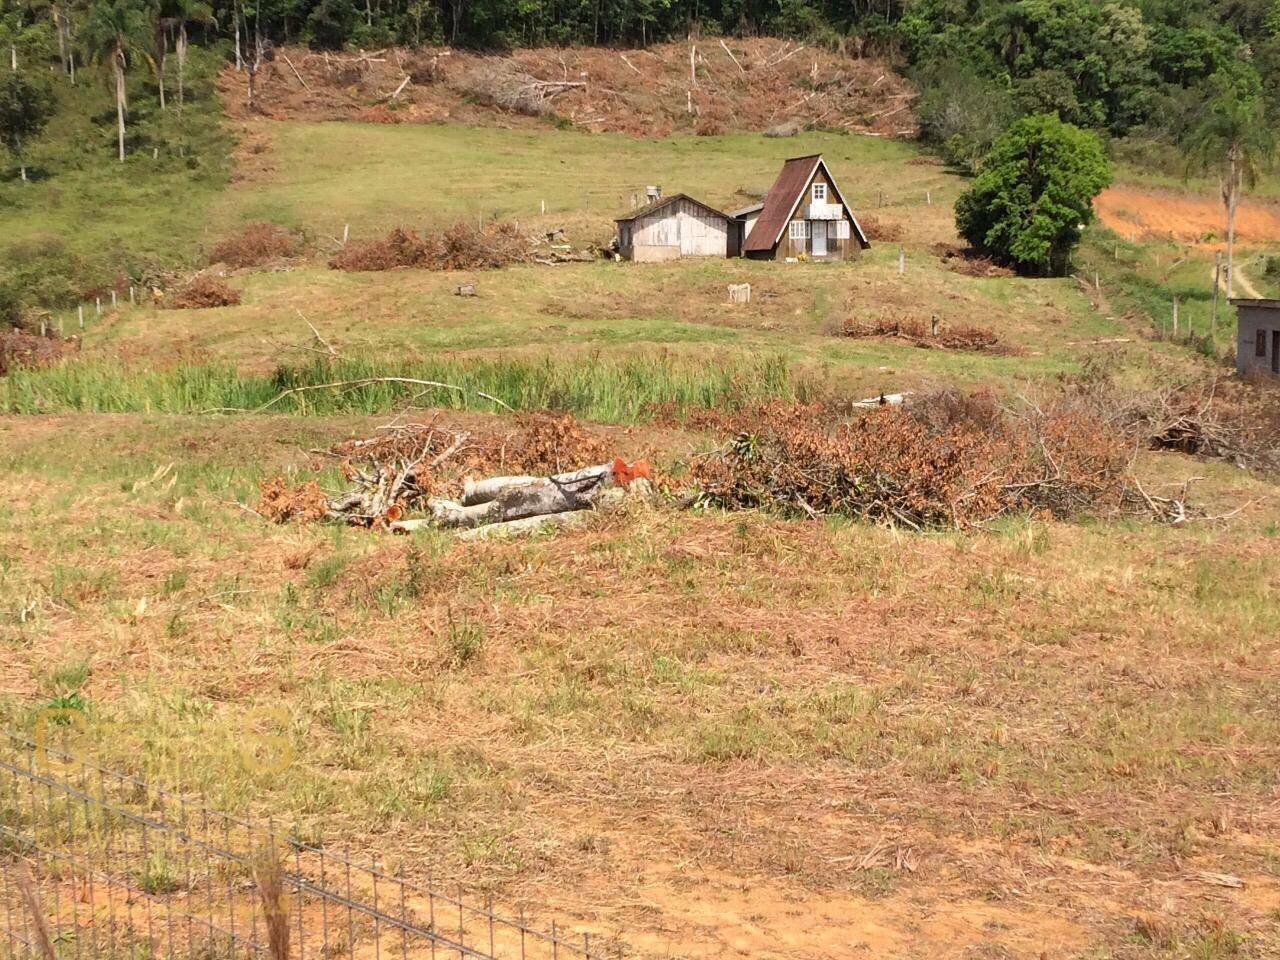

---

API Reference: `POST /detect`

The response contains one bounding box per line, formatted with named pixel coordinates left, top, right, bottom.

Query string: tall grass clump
left=3, top=351, right=805, bottom=422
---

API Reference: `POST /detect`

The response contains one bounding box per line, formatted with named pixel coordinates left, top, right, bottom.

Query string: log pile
left=260, top=416, right=652, bottom=537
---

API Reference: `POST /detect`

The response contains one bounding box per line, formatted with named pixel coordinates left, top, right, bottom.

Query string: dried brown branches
left=260, top=412, right=625, bottom=530
left=842, top=316, right=1014, bottom=354
left=329, top=221, right=533, bottom=272
left=689, top=393, right=1135, bottom=529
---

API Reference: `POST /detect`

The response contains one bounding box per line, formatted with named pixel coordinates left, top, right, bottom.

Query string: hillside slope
left=217, top=38, right=916, bottom=138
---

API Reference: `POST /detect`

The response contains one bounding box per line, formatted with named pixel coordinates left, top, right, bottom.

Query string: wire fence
left=0, top=729, right=621, bottom=960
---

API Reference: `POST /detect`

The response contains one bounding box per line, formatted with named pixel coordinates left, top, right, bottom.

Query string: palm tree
left=80, top=0, right=154, bottom=162
left=159, top=0, right=211, bottom=110
left=1187, top=62, right=1277, bottom=299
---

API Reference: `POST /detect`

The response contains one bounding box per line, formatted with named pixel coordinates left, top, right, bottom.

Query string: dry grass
left=0, top=411, right=1277, bottom=958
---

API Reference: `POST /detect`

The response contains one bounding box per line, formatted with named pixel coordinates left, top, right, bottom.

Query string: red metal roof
left=743, top=155, right=870, bottom=252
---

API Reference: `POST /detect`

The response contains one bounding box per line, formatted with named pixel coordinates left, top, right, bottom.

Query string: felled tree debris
left=689, top=393, right=1144, bottom=529
left=162, top=275, right=243, bottom=309
left=259, top=413, right=649, bottom=536
left=842, top=316, right=1014, bottom=354
left=1061, top=369, right=1280, bottom=476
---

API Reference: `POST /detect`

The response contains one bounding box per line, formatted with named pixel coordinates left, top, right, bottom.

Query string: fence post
left=1211, top=252, right=1221, bottom=343
left=897, top=247, right=905, bottom=277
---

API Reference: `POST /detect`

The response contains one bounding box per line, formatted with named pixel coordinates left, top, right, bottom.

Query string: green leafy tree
left=80, top=0, right=155, bottom=162
left=1186, top=60, right=1276, bottom=297
left=955, top=113, right=1111, bottom=275
left=0, top=69, right=53, bottom=180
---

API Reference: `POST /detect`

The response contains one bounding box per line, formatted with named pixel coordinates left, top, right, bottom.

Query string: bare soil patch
left=1096, top=185, right=1280, bottom=246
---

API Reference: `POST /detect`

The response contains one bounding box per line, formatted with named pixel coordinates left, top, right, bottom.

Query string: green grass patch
left=3, top=352, right=804, bottom=422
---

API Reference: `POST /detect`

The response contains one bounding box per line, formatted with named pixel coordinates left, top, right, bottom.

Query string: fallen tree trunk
left=433, top=464, right=618, bottom=528
left=462, top=463, right=612, bottom=505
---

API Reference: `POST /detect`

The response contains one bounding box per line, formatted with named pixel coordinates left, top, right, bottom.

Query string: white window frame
left=789, top=220, right=809, bottom=240
left=835, top=220, right=850, bottom=240
left=812, top=183, right=827, bottom=202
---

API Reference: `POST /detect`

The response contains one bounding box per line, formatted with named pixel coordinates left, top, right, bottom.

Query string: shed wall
left=625, top=198, right=729, bottom=259
left=1237, top=304, right=1280, bottom=377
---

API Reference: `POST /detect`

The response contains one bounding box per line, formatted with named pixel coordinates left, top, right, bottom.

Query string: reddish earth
left=1096, top=185, right=1280, bottom=246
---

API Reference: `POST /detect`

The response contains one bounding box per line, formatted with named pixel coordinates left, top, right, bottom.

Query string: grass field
left=4, top=93, right=1280, bottom=960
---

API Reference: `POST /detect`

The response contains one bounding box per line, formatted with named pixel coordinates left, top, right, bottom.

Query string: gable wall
left=773, top=166, right=862, bottom=261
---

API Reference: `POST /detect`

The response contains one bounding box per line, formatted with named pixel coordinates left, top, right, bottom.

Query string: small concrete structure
left=1231, top=299, right=1280, bottom=378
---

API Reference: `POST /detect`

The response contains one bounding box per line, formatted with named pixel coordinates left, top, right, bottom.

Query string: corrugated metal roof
left=743, top=155, right=871, bottom=252
left=614, top=193, right=730, bottom=223
left=743, top=156, right=822, bottom=253
left=728, top=202, right=764, bottom=218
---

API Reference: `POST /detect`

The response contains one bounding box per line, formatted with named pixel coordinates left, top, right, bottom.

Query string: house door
left=811, top=220, right=828, bottom=257
left=1273, top=330, right=1279, bottom=375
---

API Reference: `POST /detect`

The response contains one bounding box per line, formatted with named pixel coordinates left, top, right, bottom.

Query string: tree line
left=0, top=0, right=1275, bottom=282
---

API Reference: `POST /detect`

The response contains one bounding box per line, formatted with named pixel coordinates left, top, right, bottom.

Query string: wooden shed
left=1231, top=298, right=1280, bottom=378
left=741, top=154, right=869, bottom=261
left=614, top=194, right=732, bottom=262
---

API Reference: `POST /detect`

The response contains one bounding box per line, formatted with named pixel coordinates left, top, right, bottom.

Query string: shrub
left=0, top=329, right=72, bottom=375
left=955, top=115, right=1111, bottom=276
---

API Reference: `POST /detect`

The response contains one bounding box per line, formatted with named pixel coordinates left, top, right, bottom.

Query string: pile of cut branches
left=163, top=275, right=242, bottom=309
left=207, top=222, right=299, bottom=268
left=689, top=392, right=1147, bottom=529
left=452, top=59, right=585, bottom=116
left=1062, top=368, right=1280, bottom=476
left=329, top=221, right=535, bottom=272
left=842, top=316, right=1013, bottom=354
left=260, top=413, right=651, bottom=537
left=0, top=328, right=74, bottom=375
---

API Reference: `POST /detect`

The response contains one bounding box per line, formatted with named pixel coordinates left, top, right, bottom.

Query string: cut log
left=462, top=463, right=612, bottom=506
left=455, top=510, right=592, bottom=541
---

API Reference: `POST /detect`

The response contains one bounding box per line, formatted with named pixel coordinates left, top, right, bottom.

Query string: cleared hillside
left=217, top=38, right=916, bottom=138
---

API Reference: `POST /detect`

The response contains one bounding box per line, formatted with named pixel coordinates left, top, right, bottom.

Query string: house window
left=835, top=220, right=851, bottom=240
left=812, top=183, right=827, bottom=203
left=789, top=220, right=809, bottom=240
left=1259, top=329, right=1269, bottom=357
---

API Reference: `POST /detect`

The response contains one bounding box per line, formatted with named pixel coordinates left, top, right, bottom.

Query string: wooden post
left=925, top=190, right=931, bottom=205
left=1211, top=252, right=1221, bottom=342
left=898, top=247, right=905, bottom=277
left=1093, top=272, right=1100, bottom=293
left=930, top=315, right=939, bottom=337
left=1171, top=296, right=1179, bottom=338
left=111, top=289, right=117, bottom=306
left=540, top=199, right=546, bottom=214
left=78, top=305, right=84, bottom=328
left=95, top=297, right=101, bottom=316
left=129, top=286, right=135, bottom=304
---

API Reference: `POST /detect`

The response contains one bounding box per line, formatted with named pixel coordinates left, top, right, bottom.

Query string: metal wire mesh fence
left=0, top=730, right=620, bottom=960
